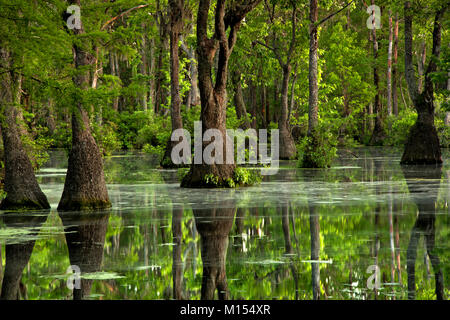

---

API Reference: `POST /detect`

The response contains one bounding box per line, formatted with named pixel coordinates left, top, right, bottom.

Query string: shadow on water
left=402, top=166, right=444, bottom=300
left=0, top=210, right=50, bottom=300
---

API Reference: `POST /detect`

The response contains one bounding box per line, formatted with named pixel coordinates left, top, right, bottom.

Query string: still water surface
left=0, top=147, right=448, bottom=300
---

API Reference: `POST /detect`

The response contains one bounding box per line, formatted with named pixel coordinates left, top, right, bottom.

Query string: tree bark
left=0, top=47, right=50, bottom=210
left=308, top=0, right=319, bottom=136
left=58, top=0, right=111, bottom=211
left=369, top=0, right=385, bottom=145
left=161, top=0, right=185, bottom=168
left=392, top=14, right=399, bottom=116
left=387, top=10, right=393, bottom=116
left=401, top=2, right=444, bottom=165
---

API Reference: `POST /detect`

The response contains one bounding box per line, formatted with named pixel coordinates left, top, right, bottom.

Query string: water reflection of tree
left=193, top=193, right=236, bottom=300
left=0, top=210, right=49, bottom=299
left=59, top=211, right=109, bottom=300
left=403, top=166, right=444, bottom=300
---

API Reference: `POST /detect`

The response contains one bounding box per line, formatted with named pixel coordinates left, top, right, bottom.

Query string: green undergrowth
left=178, top=167, right=262, bottom=188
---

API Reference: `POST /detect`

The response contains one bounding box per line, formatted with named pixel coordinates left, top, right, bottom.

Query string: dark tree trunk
left=279, top=64, right=296, bottom=159
left=194, top=199, right=235, bottom=300
left=387, top=10, right=393, bottom=116
left=232, top=70, right=251, bottom=130
left=401, top=3, right=444, bottom=165
left=161, top=0, right=185, bottom=168
left=369, top=1, right=385, bottom=145
left=0, top=48, right=49, bottom=210
left=403, top=166, right=444, bottom=300
left=392, top=14, right=399, bottom=116
left=58, top=0, right=111, bottom=211
left=59, top=211, right=109, bottom=300
left=181, top=0, right=261, bottom=188
left=0, top=212, right=49, bottom=300
left=308, top=0, right=319, bottom=136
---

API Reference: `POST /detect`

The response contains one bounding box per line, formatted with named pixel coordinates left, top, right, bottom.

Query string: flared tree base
left=57, top=199, right=111, bottom=212
left=181, top=164, right=236, bottom=188
left=0, top=196, right=50, bottom=211
left=400, top=121, right=442, bottom=165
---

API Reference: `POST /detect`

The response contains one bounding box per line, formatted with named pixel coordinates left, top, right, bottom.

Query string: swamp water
left=0, top=147, right=448, bottom=300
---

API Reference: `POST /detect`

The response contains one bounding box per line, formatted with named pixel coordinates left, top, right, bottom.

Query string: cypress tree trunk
left=369, top=0, right=385, bottom=145
left=181, top=0, right=261, bottom=187
left=279, top=64, right=296, bottom=159
left=401, top=3, right=444, bottom=165
left=58, top=0, right=110, bottom=211
left=161, top=0, right=185, bottom=168
left=0, top=48, right=49, bottom=210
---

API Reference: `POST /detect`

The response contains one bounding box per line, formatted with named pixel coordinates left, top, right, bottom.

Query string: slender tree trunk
left=232, top=70, right=251, bottom=129
left=308, top=0, right=319, bottom=136
left=58, top=0, right=111, bottom=211
left=161, top=0, right=185, bottom=168
left=0, top=48, right=50, bottom=210
left=400, top=2, right=444, bottom=165
left=417, top=41, right=426, bottom=94
left=279, top=64, right=296, bottom=159
left=387, top=10, right=393, bottom=116
left=369, top=0, right=385, bottom=145
left=392, top=14, right=399, bottom=116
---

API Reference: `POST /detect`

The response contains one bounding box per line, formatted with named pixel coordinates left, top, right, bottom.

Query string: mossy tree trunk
left=400, top=2, right=444, bottom=165
left=0, top=47, right=49, bottom=210
left=181, top=0, right=261, bottom=187
left=58, top=0, right=111, bottom=211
